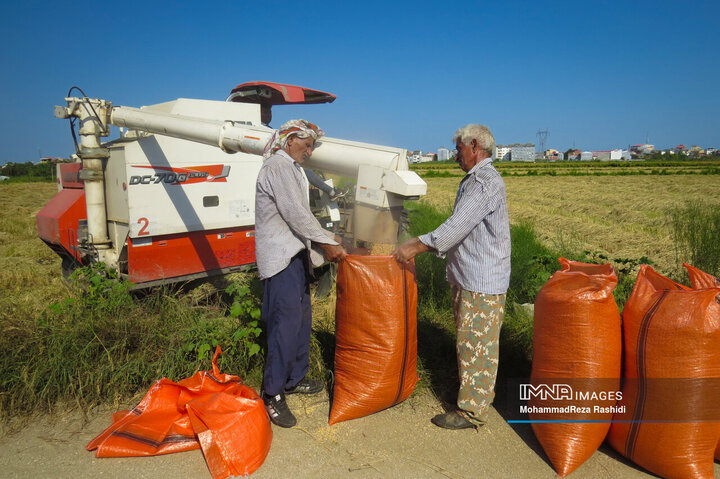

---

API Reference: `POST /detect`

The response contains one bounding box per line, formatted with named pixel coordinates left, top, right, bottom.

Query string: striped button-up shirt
left=419, top=157, right=511, bottom=294
left=255, top=150, right=338, bottom=280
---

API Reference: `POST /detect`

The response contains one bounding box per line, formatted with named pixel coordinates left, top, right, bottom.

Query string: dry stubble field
left=0, top=182, right=67, bottom=322
left=421, top=174, right=720, bottom=275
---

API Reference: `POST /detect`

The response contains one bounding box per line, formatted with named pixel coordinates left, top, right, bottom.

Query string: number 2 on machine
left=137, top=217, right=150, bottom=236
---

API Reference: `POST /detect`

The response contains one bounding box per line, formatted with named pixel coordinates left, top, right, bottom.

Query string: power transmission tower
left=537, top=129, right=549, bottom=152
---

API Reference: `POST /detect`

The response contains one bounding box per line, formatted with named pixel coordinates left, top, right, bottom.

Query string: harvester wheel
left=61, top=256, right=81, bottom=280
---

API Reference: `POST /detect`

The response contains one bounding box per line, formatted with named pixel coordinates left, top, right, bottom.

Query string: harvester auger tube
left=48, top=95, right=426, bottom=286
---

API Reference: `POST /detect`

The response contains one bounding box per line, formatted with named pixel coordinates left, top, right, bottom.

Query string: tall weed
left=670, top=201, right=720, bottom=277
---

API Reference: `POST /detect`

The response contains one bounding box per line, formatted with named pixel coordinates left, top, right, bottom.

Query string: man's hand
left=320, top=243, right=347, bottom=263
left=392, top=237, right=431, bottom=264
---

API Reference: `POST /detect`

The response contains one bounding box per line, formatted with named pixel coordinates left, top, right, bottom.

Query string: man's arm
left=318, top=242, right=346, bottom=262
left=392, top=237, right=432, bottom=264
left=303, top=168, right=334, bottom=196
left=393, top=178, right=499, bottom=263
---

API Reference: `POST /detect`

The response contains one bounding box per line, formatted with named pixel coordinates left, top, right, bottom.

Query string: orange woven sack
left=329, top=254, right=418, bottom=425
left=607, top=265, right=720, bottom=479
left=685, top=262, right=720, bottom=289
left=684, top=263, right=720, bottom=463
left=530, top=258, right=621, bottom=477
left=87, top=347, right=272, bottom=478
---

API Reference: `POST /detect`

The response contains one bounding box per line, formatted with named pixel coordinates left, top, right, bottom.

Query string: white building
left=509, top=144, right=536, bottom=162
left=408, top=150, right=422, bottom=163
left=495, top=145, right=511, bottom=161
left=437, top=147, right=451, bottom=161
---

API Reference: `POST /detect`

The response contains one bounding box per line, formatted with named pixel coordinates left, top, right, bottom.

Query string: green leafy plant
left=225, top=281, right=263, bottom=359
left=581, top=250, right=654, bottom=309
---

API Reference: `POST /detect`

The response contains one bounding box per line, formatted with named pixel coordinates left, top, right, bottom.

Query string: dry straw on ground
left=421, top=175, right=720, bottom=274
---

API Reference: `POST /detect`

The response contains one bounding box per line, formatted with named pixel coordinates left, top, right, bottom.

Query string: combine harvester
left=37, top=82, right=426, bottom=287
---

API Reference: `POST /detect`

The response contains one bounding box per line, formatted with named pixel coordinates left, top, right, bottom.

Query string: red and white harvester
left=37, top=82, right=426, bottom=286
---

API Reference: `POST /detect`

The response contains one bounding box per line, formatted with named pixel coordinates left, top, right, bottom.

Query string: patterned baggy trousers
left=451, top=285, right=506, bottom=425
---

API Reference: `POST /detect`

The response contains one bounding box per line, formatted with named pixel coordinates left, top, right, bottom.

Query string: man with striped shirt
left=393, top=124, right=511, bottom=430
left=256, top=119, right=347, bottom=428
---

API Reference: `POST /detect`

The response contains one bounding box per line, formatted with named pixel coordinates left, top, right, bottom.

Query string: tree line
left=0, top=161, right=59, bottom=179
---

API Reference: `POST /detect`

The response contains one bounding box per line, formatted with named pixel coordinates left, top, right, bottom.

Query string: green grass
left=670, top=201, right=720, bottom=278
left=0, top=266, right=268, bottom=420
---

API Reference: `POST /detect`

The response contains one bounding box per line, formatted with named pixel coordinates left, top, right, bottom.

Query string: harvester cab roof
left=227, top=82, right=336, bottom=105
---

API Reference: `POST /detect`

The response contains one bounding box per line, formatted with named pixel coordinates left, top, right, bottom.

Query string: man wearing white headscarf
left=256, top=119, right=346, bottom=428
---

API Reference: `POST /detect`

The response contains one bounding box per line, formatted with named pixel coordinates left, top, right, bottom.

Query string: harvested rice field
left=420, top=175, right=720, bottom=275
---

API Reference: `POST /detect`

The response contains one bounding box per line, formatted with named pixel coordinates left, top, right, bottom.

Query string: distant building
left=509, top=143, right=536, bottom=162
left=594, top=151, right=611, bottom=161
left=630, top=144, right=654, bottom=158
left=566, top=149, right=581, bottom=161
left=437, top=147, right=451, bottom=161
left=544, top=149, right=564, bottom=161
left=419, top=152, right=435, bottom=163
left=495, top=145, right=512, bottom=162
left=580, top=151, right=594, bottom=161
left=408, top=150, right=422, bottom=163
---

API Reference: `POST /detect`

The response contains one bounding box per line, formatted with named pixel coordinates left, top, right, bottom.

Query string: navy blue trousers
left=261, top=251, right=312, bottom=396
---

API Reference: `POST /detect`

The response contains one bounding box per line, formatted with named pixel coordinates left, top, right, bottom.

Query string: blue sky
left=1, top=0, right=718, bottom=164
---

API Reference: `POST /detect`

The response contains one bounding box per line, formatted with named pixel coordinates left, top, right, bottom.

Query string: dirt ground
left=3, top=390, right=715, bottom=479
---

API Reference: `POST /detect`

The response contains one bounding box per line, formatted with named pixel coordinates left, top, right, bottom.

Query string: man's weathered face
left=455, top=139, right=481, bottom=173
left=285, top=135, right=315, bottom=164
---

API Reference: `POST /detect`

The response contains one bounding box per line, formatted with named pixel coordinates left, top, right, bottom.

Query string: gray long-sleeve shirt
left=255, top=150, right=338, bottom=280
left=419, top=157, right=511, bottom=294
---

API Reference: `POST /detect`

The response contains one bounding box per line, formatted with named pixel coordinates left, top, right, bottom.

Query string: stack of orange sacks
left=530, top=259, right=720, bottom=478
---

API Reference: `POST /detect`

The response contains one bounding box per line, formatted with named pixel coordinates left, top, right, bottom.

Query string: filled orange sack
left=329, top=255, right=418, bottom=425
left=87, top=347, right=272, bottom=478
left=684, top=263, right=720, bottom=463
left=530, top=258, right=621, bottom=477
left=607, top=265, right=720, bottom=479
left=685, top=262, right=720, bottom=289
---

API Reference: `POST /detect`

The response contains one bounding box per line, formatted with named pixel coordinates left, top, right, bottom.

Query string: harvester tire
left=61, top=256, right=81, bottom=280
